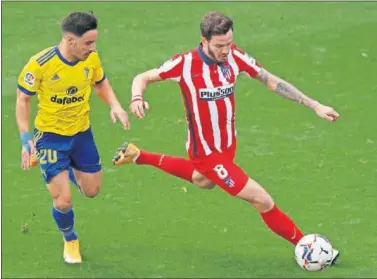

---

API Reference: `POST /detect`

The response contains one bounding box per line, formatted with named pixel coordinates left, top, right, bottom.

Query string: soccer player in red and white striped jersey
left=113, top=12, right=340, bottom=263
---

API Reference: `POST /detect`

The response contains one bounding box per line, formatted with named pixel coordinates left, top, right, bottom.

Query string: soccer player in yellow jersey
left=15, top=12, right=129, bottom=264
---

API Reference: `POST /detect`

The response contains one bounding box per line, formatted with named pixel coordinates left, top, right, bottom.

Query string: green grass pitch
left=2, top=2, right=377, bottom=278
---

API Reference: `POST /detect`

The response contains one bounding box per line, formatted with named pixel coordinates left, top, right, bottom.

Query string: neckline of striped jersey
left=197, top=44, right=217, bottom=66
left=55, top=46, right=79, bottom=66
left=197, top=44, right=227, bottom=67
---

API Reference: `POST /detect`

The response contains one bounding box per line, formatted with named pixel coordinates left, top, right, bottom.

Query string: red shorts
left=190, top=144, right=249, bottom=196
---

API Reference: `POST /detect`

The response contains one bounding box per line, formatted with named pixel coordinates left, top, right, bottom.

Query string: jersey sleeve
left=231, top=47, right=262, bottom=78
left=157, top=54, right=184, bottom=82
left=91, top=52, right=106, bottom=85
left=17, top=59, right=42, bottom=96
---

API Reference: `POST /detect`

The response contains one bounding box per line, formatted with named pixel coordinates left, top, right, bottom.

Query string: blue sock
left=52, top=207, right=78, bottom=241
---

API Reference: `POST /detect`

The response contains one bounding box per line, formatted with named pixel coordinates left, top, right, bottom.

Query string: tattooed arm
left=256, top=69, right=340, bottom=122
left=256, top=69, right=319, bottom=109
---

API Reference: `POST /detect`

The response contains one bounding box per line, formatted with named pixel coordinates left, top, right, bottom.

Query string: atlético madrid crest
left=221, top=65, right=232, bottom=80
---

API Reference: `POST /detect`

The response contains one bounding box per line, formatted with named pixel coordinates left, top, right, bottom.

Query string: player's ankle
left=133, top=150, right=143, bottom=164
left=64, top=232, right=78, bottom=242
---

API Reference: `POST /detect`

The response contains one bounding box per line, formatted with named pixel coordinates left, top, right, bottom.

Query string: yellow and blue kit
left=18, top=46, right=105, bottom=183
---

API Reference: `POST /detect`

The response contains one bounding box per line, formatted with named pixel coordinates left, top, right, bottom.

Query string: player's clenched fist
left=130, top=95, right=150, bottom=119
left=314, top=104, right=340, bottom=123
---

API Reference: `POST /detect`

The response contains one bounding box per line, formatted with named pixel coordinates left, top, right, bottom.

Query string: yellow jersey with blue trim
left=17, top=46, right=106, bottom=136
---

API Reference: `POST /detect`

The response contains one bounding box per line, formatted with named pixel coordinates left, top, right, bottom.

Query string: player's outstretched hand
left=314, top=104, right=340, bottom=123
left=130, top=98, right=150, bottom=119
left=21, top=140, right=37, bottom=170
left=110, top=105, right=130, bottom=130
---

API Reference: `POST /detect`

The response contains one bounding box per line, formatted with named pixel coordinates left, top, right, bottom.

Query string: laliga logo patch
left=24, top=72, right=35, bottom=87
left=245, top=53, right=256, bottom=65
left=66, top=86, right=78, bottom=96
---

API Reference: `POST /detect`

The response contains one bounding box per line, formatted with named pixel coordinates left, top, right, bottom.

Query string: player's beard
left=208, top=45, right=227, bottom=64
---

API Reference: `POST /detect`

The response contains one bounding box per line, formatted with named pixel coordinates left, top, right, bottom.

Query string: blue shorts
left=34, top=127, right=102, bottom=184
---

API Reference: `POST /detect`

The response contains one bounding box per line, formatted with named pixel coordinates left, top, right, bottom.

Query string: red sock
left=260, top=204, right=304, bottom=245
left=136, top=150, right=194, bottom=183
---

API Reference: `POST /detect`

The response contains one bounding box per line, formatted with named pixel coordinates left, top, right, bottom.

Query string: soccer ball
left=294, top=234, right=333, bottom=271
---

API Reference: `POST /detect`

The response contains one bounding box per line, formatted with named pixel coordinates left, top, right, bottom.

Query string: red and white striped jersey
left=157, top=44, right=262, bottom=159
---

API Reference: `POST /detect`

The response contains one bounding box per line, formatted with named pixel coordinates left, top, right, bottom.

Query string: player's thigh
left=191, top=144, right=238, bottom=190
left=192, top=170, right=216, bottom=189
left=47, top=170, right=72, bottom=210
left=34, top=129, right=72, bottom=186
left=236, top=178, right=274, bottom=213
left=70, top=127, right=101, bottom=174
left=72, top=168, right=102, bottom=198
left=196, top=157, right=249, bottom=196
left=70, top=127, right=102, bottom=194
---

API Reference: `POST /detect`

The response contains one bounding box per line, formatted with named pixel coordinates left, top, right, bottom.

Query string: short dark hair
left=200, top=12, right=233, bottom=41
left=61, top=11, right=98, bottom=37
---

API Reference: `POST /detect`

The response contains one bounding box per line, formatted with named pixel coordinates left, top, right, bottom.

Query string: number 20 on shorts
left=37, top=149, right=57, bottom=164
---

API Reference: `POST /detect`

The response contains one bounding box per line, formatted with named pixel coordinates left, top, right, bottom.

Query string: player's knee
left=53, top=196, right=72, bottom=211
left=81, top=182, right=101, bottom=198
left=247, top=192, right=274, bottom=212
left=236, top=178, right=274, bottom=212
left=256, top=194, right=274, bottom=212
left=192, top=172, right=216, bottom=190
left=197, top=180, right=216, bottom=190
left=48, top=181, right=72, bottom=211
left=76, top=172, right=102, bottom=198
